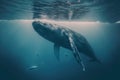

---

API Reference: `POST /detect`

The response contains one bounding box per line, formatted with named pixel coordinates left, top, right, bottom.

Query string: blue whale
left=32, top=21, right=100, bottom=71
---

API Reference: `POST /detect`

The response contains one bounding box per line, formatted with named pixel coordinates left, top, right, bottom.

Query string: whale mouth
left=32, top=21, right=51, bottom=33
left=32, top=21, right=45, bottom=28
left=32, top=21, right=43, bottom=31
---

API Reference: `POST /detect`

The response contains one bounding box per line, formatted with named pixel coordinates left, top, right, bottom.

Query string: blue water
left=0, top=0, right=120, bottom=80
left=0, top=20, right=120, bottom=80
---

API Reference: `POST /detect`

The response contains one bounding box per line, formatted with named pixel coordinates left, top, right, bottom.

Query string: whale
left=32, top=20, right=100, bottom=71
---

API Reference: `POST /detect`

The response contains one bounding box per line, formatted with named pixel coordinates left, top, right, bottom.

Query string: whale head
left=32, top=21, right=55, bottom=34
left=32, top=21, right=58, bottom=40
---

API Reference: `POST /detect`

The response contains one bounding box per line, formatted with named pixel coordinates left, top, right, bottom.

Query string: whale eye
left=43, top=23, right=47, bottom=26
left=49, top=24, right=52, bottom=26
left=43, top=23, right=47, bottom=25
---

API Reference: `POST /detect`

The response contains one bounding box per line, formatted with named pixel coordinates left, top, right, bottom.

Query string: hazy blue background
left=0, top=0, right=120, bottom=80
left=0, top=21, right=120, bottom=80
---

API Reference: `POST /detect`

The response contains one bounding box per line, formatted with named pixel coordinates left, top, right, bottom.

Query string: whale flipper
left=54, top=44, right=60, bottom=61
left=67, top=33, right=85, bottom=71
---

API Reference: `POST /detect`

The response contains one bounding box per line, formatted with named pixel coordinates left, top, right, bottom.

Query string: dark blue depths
left=0, top=21, right=120, bottom=80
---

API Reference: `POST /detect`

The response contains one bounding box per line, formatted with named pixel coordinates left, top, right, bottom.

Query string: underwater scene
left=0, top=0, right=120, bottom=80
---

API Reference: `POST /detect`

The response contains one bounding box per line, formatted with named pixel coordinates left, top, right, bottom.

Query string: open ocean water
left=0, top=0, right=120, bottom=80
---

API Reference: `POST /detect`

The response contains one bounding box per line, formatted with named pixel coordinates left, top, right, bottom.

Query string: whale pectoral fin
left=54, top=44, right=60, bottom=61
left=68, top=33, right=85, bottom=71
